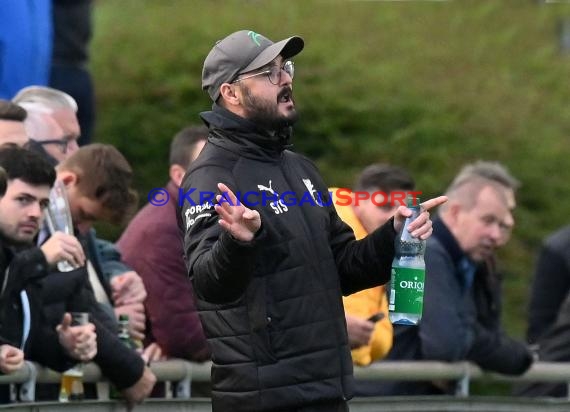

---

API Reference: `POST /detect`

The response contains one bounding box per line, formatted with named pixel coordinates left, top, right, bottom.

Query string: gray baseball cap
left=202, top=30, right=304, bottom=102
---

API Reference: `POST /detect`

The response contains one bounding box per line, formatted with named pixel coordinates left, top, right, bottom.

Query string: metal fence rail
left=353, top=361, right=570, bottom=397
left=1, top=360, right=570, bottom=411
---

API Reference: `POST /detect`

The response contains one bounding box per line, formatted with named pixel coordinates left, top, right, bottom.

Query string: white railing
left=1, top=360, right=570, bottom=409
left=354, top=361, right=570, bottom=398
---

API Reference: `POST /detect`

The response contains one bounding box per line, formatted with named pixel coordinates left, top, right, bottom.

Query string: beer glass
left=44, top=180, right=75, bottom=272
left=58, top=312, right=88, bottom=402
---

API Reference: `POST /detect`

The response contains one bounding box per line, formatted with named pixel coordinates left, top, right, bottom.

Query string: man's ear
left=169, top=164, right=186, bottom=188
left=219, top=83, right=241, bottom=107
left=58, top=170, right=78, bottom=187
left=447, top=202, right=463, bottom=225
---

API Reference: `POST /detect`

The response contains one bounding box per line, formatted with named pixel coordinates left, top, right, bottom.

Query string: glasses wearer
left=232, top=60, right=295, bottom=85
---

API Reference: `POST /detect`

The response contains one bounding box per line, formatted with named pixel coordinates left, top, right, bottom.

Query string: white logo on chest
left=257, top=180, right=289, bottom=215
left=302, top=178, right=324, bottom=207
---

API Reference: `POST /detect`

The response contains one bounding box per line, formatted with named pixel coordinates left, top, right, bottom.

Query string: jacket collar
left=433, top=217, right=483, bottom=292
left=432, top=217, right=473, bottom=268
left=200, top=104, right=293, bottom=157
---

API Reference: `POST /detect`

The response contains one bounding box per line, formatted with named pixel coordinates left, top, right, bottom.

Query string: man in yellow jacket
left=332, top=164, right=415, bottom=370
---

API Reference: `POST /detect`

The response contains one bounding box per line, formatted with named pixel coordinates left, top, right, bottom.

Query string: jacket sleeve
left=287, top=153, right=396, bottom=295
left=466, top=324, right=533, bottom=375
left=1, top=248, right=49, bottom=299
left=327, top=195, right=396, bottom=295
left=467, top=259, right=533, bottom=375
left=419, top=240, right=472, bottom=361
left=6, top=249, right=78, bottom=371
left=27, top=323, right=75, bottom=372
left=180, top=165, right=264, bottom=304
left=534, top=291, right=570, bottom=362
left=46, top=267, right=143, bottom=387
left=119, top=219, right=210, bottom=362
left=91, top=316, right=145, bottom=390
left=527, top=240, right=570, bottom=343
left=94, top=236, right=132, bottom=281
left=26, top=283, right=76, bottom=372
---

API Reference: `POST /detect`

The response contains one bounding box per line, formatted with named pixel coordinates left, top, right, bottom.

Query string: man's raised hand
left=215, top=183, right=261, bottom=242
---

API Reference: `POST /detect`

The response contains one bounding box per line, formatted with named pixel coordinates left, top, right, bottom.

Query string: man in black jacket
left=0, top=145, right=97, bottom=402
left=180, top=29, right=445, bottom=412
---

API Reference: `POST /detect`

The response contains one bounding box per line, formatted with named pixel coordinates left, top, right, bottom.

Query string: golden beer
left=59, top=367, right=84, bottom=401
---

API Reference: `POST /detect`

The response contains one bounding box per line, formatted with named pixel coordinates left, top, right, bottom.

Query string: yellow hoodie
left=331, top=188, right=393, bottom=366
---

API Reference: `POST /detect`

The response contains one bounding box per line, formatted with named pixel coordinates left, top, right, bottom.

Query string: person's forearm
left=191, top=230, right=262, bottom=304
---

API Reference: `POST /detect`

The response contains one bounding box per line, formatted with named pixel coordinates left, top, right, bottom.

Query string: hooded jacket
left=180, top=104, right=396, bottom=411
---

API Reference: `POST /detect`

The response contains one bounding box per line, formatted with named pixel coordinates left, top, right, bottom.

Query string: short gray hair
left=442, top=162, right=517, bottom=213
left=449, top=160, right=520, bottom=192
left=12, top=86, right=78, bottom=115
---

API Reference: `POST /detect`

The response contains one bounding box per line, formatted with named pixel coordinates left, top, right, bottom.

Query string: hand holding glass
left=44, top=180, right=75, bottom=272
left=59, top=312, right=88, bottom=402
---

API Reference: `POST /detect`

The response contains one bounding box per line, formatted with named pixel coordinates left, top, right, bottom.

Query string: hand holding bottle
left=389, top=196, right=447, bottom=325
left=114, top=303, right=146, bottom=341
left=393, top=195, right=447, bottom=239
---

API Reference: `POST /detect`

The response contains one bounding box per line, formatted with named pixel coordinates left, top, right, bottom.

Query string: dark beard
left=0, top=228, right=34, bottom=250
left=241, top=86, right=298, bottom=131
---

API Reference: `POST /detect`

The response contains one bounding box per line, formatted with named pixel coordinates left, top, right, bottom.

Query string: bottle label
left=389, top=267, right=425, bottom=315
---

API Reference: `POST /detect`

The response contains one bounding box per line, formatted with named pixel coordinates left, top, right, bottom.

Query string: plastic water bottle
left=388, top=196, right=426, bottom=325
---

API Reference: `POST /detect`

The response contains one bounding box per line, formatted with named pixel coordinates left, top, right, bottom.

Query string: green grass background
left=91, top=0, right=570, bottom=388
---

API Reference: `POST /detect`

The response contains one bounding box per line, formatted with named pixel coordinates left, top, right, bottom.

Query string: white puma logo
left=257, top=180, right=277, bottom=195
left=256, top=180, right=289, bottom=215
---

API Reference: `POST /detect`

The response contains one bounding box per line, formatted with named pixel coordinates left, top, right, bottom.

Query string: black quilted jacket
left=180, top=104, right=396, bottom=412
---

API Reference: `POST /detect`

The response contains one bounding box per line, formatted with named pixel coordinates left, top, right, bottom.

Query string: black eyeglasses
left=30, top=137, right=74, bottom=154
left=232, top=60, right=295, bottom=85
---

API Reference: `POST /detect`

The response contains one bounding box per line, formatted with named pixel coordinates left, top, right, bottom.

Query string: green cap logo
left=247, top=31, right=262, bottom=46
